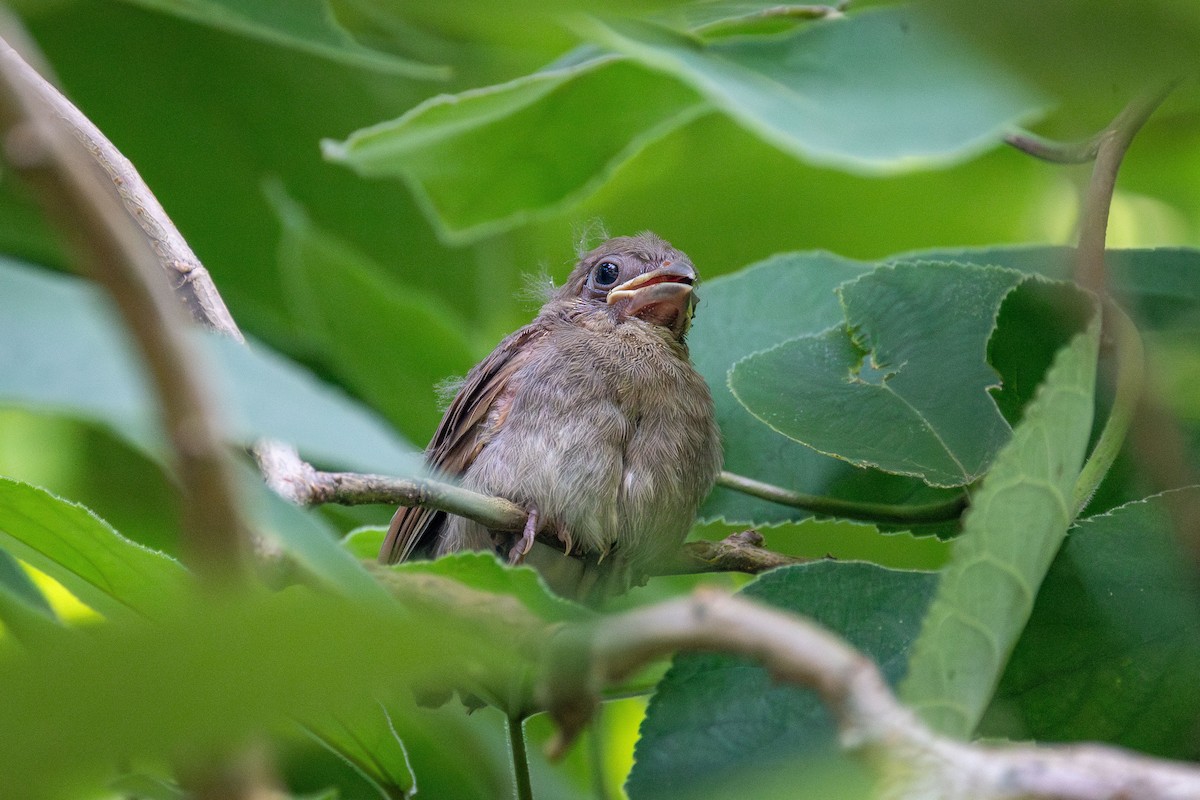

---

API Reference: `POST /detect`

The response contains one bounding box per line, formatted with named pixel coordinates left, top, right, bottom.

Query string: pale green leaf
left=324, top=57, right=704, bottom=241
left=584, top=7, right=1044, bottom=173
left=899, top=311, right=1101, bottom=735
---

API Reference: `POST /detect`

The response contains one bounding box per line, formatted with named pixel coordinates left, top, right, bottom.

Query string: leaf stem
left=1072, top=302, right=1144, bottom=515
left=507, top=714, right=534, bottom=800
left=715, top=471, right=967, bottom=525
left=1075, top=82, right=1177, bottom=294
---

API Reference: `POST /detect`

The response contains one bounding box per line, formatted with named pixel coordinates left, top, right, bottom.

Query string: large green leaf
left=627, top=562, right=938, bottom=799
left=900, top=311, right=1100, bottom=736
left=691, top=252, right=957, bottom=524
left=325, top=57, right=704, bottom=242
left=115, top=0, right=447, bottom=77
left=896, top=245, right=1200, bottom=330
left=0, top=478, right=188, bottom=622
left=0, top=585, right=518, bottom=799
left=584, top=6, right=1044, bottom=173
left=729, top=262, right=1024, bottom=487
left=0, top=258, right=419, bottom=475
left=272, top=189, right=478, bottom=442
left=980, top=488, right=1200, bottom=759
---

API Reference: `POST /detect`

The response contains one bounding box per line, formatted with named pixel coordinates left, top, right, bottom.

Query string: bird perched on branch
left=380, top=233, right=723, bottom=599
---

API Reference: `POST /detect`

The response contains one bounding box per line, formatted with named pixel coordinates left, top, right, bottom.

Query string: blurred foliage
left=1, top=1, right=1200, bottom=798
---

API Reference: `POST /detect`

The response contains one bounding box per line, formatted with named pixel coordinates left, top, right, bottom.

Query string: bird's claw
left=508, top=507, right=539, bottom=565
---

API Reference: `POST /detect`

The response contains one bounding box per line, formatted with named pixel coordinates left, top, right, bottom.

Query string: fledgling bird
left=380, top=233, right=723, bottom=598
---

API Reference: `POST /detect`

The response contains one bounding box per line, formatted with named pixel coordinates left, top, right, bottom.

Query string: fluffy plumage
left=380, top=233, right=723, bottom=597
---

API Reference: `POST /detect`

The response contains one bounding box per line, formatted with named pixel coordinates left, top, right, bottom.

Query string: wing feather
left=379, top=324, right=545, bottom=563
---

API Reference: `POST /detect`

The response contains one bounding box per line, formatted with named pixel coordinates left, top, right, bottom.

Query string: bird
left=380, top=233, right=723, bottom=599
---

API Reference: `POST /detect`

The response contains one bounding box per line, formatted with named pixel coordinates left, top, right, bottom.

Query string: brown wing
left=379, top=323, right=546, bottom=564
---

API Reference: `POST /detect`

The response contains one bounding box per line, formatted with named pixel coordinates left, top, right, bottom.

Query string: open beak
left=607, top=264, right=697, bottom=337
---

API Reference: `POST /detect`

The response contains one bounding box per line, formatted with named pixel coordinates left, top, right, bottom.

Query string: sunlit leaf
left=0, top=478, right=187, bottom=622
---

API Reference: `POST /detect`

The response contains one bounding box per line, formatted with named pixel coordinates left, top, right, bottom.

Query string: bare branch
left=542, top=589, right=1200, bottom=800
left=10, top=34, right=243, bottom=341
left=0, top=31, right=251, bottom=580
left=255, top=442, right=799, bottom=576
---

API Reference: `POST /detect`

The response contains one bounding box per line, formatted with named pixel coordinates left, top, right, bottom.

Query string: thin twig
left=541, top=589, right=1200, bottom=799
left=1004, top=130, right=1102, bottom=165
left=0, top=32, right=250, bottom=581
left=716, top=470, right=967, bottom=525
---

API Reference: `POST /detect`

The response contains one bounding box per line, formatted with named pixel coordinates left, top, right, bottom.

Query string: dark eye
left=593, top=261, right=620, bottom=287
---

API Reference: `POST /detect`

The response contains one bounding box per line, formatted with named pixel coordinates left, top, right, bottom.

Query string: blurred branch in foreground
left=544, top=588, right=1200, bottom=800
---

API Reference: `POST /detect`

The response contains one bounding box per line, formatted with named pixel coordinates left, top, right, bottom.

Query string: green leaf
left=245, top=473, right=390, bottom=604
left=271, top=188, right=478, bottom=442
left=729, top=262, right=1024, bottom=487
left=0, top=258, right=420, bottom=476
left=692, top=252, right=957, bottom=525
left=115, top=0, right=447, bottom=77
left=0, top=478, right=188, bottom=622
left=899, top=310, right=1101, bottom=736
left=584, top=6, right=1044, bottom=173
left=0, top=586, right=518, bottom=799
left=896, top=245, right=1200, bottom=330
left=305, top=700, right=414, bottom=799
left=391, top=551, right=592, bottom=623
left=324, top=57, right=704, bottom=241
left=979, top=488, right=1200, bottom=759
left=627, top=562, right=938, bottom=799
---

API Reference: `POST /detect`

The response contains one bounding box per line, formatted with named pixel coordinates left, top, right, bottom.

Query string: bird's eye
left=593, top=261, right=620, bottom=287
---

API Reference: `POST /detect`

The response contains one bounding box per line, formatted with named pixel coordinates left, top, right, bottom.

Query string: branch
left=0, top=30, right=250, bottom=581
left=716, top=470, right=967, bottom=525
left=1007, top=82, right=1176, bottom=293
left=256, top=440, right=801, bottom=576
left=541, top=589, right=1200, bottom=800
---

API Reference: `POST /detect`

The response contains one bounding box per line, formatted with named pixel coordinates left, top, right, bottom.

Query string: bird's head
left=558, top=233, right=698, bottom=340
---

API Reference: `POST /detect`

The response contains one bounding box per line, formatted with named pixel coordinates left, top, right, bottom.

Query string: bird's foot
left=508, top=506, right=539, bottom=565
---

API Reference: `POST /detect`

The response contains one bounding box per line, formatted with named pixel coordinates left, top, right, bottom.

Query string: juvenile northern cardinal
left=380, top=233, right=722, bottom=598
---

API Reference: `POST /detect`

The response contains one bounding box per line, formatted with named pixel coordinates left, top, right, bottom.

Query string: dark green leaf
left=980, top=488, right=1200, bottom=759
left=693, top=252, right=957, bottom=525
left=729, top=262, right=1023, bottom=487
left=584, top=7, right=1044, bottom=172
left=900, top=312, right=1100, bottom=736
left=271, top=188, right=478, bottom=442
left=896, top=245, right=1200, bottom=330
left=627, top=562, right=937, bottom=799
left=324, top=58, right=704, bottom=241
